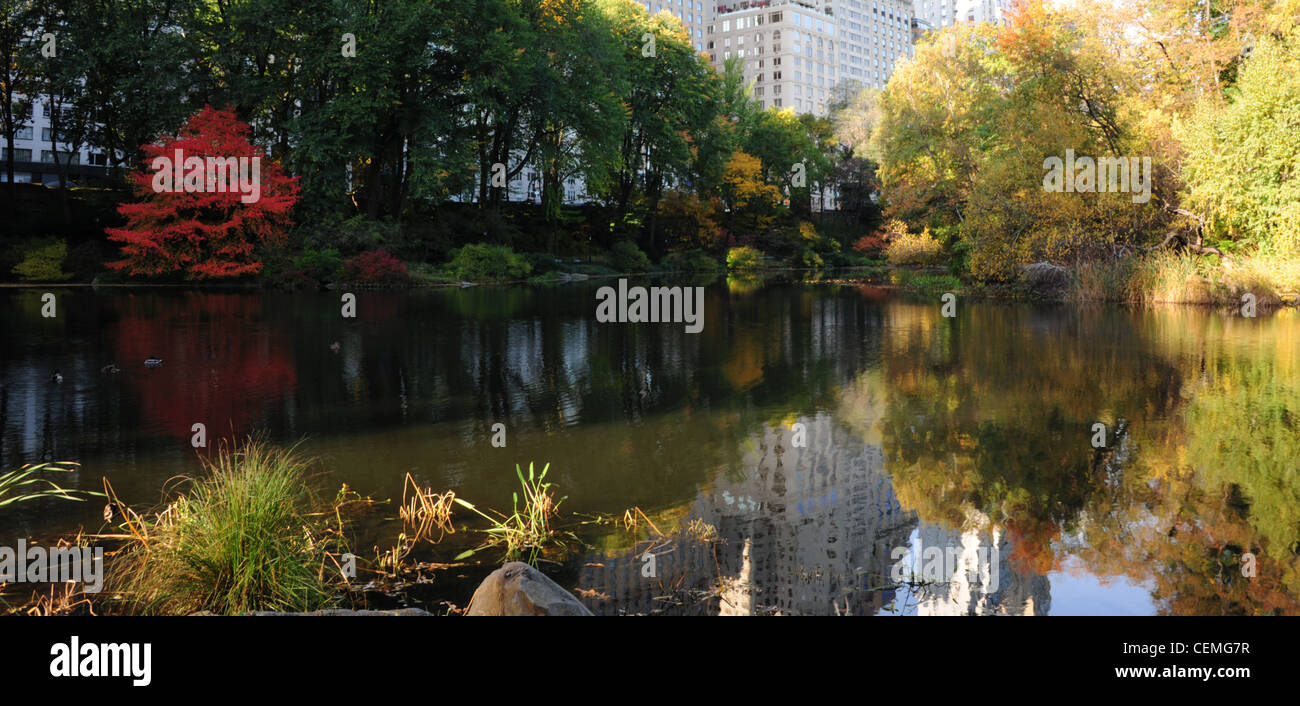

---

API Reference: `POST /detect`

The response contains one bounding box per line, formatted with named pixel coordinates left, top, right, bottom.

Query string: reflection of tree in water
left=872, top=303, right=1177, bottom=573
left=110, top=293, right=298, bottom=440
left=1078, top=310, right=1300, bottom=614
left=871, top=303, right=1300, bottom=614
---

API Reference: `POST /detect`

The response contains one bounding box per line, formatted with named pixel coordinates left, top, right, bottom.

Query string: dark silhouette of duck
left=101, top=364, right=121, bottom=374
left=329, top=341, right=340, bottom=354
left=51, top=370, right=63, bottom=384
left=144, top=357, right=163, bottom=368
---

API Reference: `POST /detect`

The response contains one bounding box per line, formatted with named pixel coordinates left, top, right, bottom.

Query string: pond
left=1, top=278, right=1297, bottom=615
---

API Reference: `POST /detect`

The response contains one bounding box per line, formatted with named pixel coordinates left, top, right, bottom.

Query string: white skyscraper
left=707, top=0, right=840, bottom=115
left=911, top=0, right=1012, bottom=29
left=635, top=0, right=711, bottom=52
left=704, top=0, right=919, bottom=113
left=824, top=0, right=916, bottom=90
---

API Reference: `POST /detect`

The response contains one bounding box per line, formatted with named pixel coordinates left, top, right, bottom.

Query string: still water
left=2, top=279, right=1297, bottom=615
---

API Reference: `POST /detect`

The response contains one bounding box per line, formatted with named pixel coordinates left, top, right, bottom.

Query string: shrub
left=884, top=222, right=944, bottom=266
left=109, top=441, right=339, bottom=615
left=292, top=248, right=342, bottom=282
left=826, top=251, right=879, bottom=268
left=520, top=252, right=561, bottom=274
left=308, top=215, right=406, bottom=256
left=663, top=249, right=720, bottom=272
left=64, top=241, right=109, bottom=281
left=658, top=190, right=722, bottom=252
left=611, top=240, right=651, bottom=273
left=726, top=245, right=765, bottom=271
left=407, top=262, right=458, bottom=286
left=851, top=233, right=886, bottom=257
left=342, top=249, right=409, bottom=284
left=11, top=240, right=74, bottom=282
left=446, top=243, right=531, bottom=282
left=790, top=221, right=838, bottom=269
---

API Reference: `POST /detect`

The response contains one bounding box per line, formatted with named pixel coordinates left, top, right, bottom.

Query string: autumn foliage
left=107, top=106, right=300, bottom=280
left=342, top=249, right=409, bottom=284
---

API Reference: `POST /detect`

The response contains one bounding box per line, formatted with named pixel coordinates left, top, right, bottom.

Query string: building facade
left=826, top=0, right=915, bottom=90
left=703, top=0, right=920, bottom=112
left=635, top=0, right=711, bottom=52
left=911, top=0, right=1012, bottom=29
left=0, top=98, right=111, bottom=185
left=706, top=0, right=840, bottom=115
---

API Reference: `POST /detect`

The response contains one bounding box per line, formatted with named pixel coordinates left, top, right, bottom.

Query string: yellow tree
left=719, top=151, right=783, bottom=239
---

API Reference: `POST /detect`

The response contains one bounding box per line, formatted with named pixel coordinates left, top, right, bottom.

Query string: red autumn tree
left=107, top=106, right=299, bottom=279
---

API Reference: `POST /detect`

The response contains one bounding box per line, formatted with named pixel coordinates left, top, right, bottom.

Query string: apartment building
left=703, top=0, right=918, bottom=114
left=827, top=0, right=915, bottom=89
left=634, top=0, right=711, bottom=52
left=0, top=98, right=111, bottom=185
left=911, top=0, right=1012, bottom=29
left=706, top=1, right=839, bottom=115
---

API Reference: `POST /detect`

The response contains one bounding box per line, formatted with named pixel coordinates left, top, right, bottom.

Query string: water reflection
left=0, top=284, right=1296, bottom=615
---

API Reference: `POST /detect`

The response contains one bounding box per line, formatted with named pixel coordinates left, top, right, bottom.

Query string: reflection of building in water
left=911, top=519, right=1052, bottom=616
left=577, top=413, right=917, bottom=615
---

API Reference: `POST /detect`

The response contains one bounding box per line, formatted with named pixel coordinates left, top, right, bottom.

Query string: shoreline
left=3, top=264, right=1295, bottom=309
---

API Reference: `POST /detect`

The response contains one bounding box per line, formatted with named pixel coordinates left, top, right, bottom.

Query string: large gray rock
left=467, top=562, right=593, bottom=616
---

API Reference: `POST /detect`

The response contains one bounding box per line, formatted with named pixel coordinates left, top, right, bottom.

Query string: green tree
left=1179, top=27, right=1300, bottom=254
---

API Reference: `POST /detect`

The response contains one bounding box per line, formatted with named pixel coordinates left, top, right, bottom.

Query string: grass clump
left=896, top=271, right=963, bottom=297
left=108, top=440, right=342, bottom=616
left=453, top=462, right=568, bottom=565
left=1070, top=250, right=1297, bottom=305
left=379, top=473, right=459, bottom=575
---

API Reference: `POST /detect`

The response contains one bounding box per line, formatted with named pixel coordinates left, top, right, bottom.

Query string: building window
left=40, top=150, right=79, bottom=165
left=1, top=148, right=32, bottom=161
left=42, top=127, right=72, bottom=143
